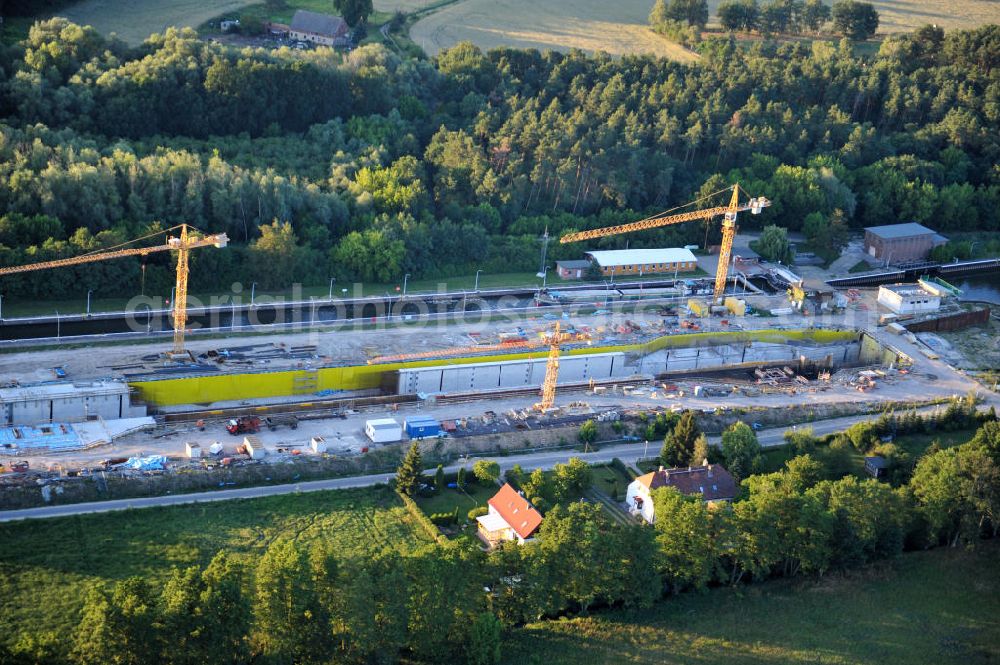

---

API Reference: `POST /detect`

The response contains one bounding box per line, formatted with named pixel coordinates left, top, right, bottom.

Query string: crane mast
left=535, top=322, right=563, bottom=411
left=560, top=184, right=769, bottom=303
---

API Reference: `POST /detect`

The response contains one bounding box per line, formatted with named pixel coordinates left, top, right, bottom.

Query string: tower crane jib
left=559, top=184, right=770, bottom=303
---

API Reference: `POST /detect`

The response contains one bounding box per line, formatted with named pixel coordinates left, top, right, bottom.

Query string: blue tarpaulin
left=122, top=455, right=167, bottom=470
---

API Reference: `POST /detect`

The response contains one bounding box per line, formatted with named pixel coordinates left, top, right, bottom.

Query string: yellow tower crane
left=536, top=322, right=581, bottom=411
left=0, top=224, right=228, bottom=357
left=560, top=184, right=770, bottom=304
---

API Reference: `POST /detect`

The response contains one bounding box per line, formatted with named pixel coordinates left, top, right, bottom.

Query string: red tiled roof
left=488, top=483, right=543, bottom=540
left=635, top=464, right=737, bottom=501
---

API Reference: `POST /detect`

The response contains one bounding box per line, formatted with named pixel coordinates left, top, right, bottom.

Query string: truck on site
left=226, top=416, right=261, bottom=435
left=265, top=415, right=299, bottom=431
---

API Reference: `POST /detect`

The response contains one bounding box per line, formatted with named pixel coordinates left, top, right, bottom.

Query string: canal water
left=955, top=272, right=1000, bottom=305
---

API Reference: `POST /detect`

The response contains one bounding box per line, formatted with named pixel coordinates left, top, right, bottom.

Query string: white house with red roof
left=476, top=483, right=543, bottom=546
left=626, top=463, right=737, bottom=524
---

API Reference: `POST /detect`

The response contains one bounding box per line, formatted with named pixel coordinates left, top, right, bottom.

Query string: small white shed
left=365, top=418, right=402, bottom=443
left=185, top=442, right=202, bottom=458
left=310, top=436, right=328, bottom=453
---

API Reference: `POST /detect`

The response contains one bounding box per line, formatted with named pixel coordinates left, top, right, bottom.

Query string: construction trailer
left=365, top=418, right=402, bottom=444
left=404, top=416, right=441, bottom=439
left=185, top=442, right=202, bottom=458
left=310, top=436, right=328, bottom=453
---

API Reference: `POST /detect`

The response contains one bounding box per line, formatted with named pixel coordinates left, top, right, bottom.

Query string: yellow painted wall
left=130, top=329, right=858, bottom=406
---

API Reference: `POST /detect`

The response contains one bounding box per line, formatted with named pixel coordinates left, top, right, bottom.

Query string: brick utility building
left=288, top=10, right=351, bottom=47
left=585, top=248, right=698, bottom=277
left=864, top=223, right=947, bottom=263
left=555, top=260, right=592, bottom=280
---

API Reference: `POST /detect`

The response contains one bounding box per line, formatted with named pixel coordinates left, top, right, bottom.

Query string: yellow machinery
left=0, top=224, right=228, bottom=357
left=687, top=299, right=709, bottom=317
left=560, top=184, right=769, bottom=304
left=724, top=296, right=747, bottom=316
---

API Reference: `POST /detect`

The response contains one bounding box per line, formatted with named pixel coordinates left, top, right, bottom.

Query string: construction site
left=0, top=186, right=993, bottom=503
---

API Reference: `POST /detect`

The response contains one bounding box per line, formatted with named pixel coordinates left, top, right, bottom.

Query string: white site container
left=365, top=418, right=402, bottom=444
left=244, top=435, right=267, bottom=459
left=185, top=442, right=202, bottom=459
left=310, top=436, right=328, bottom=453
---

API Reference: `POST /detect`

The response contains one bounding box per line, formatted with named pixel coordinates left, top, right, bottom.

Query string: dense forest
left=3, top=402, right=998, bottom=664
left=0, top=19, right=998, bottom=298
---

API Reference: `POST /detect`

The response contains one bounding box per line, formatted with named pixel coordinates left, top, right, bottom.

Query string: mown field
left=505, top=542, right=1000, bottom=665
left=0, top=485, right=431, bottom=646
left=50, top=0, right=438, bottom=45
left=410, top=0, right=700, bottom=61
left=411, top=0, right=995, bottom=60
left=57, top=0, right=256, bottom=44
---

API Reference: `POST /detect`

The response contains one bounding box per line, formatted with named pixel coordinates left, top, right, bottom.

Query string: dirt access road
left=0, top=408, right=943, bottom=522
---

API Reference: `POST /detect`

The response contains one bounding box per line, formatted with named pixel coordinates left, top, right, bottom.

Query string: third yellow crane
left=560, top=184, right=770, bottom=303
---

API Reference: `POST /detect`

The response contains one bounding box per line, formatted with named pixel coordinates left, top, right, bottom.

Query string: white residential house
left=626, top=463, right=737, bottom=524
left=476, top=483, right=543, bottom=546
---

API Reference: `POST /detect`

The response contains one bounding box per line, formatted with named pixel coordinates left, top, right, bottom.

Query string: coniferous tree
left=396, top=441, right=424, bottom=496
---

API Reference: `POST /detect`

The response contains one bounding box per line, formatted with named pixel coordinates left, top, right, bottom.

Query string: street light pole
left=475, top=269, right=482, bottom=292
left=86, top=290, right=92, bottom=317
left=55, top=310, right=60, bottom=340
left=328, top=277, right=335, bottom=300
left=250, top=282, right=256, bottom=306
left=403, top=273, right=410, bottom=297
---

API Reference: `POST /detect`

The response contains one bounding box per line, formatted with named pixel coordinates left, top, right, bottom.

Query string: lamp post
left=0, top=294, right=4, bottom=321
left=328, top=277, right=335, bottom=300
left=250, top=282, right=257, bottom=306
left=474, top=269, right=482, bottom=292
left=169, top=286, right=175, bottom=311
left=403, top=273, right=410, bottom=297
left=55, top=310, right=60, bottom=340
left=86, top=290, right=93, bottom=317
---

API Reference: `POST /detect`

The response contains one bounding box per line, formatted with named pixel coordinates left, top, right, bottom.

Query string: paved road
left=0, top=408, right=944, bottom=523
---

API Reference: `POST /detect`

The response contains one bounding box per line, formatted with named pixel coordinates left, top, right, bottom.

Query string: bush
left=429, top=509, right=459, bottom=526
left=467, top=506, right=489, bottom=521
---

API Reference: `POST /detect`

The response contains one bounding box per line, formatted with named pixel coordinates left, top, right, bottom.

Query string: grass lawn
left=0, top=271, right=545, bottom=318
left=0, top=485, right=432, bottom=647
left=892, top=428, right=978, bottom=457
left=505, top=542, right=1000, bottom=664
left=589, top=463, right=632, bottom=499
left=414, top=480, right=497, bottom=518
left=849, top=259, right=874, bottom=273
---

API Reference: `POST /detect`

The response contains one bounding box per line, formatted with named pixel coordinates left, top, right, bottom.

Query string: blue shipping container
left=405, top=416, right=441, bottom=438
